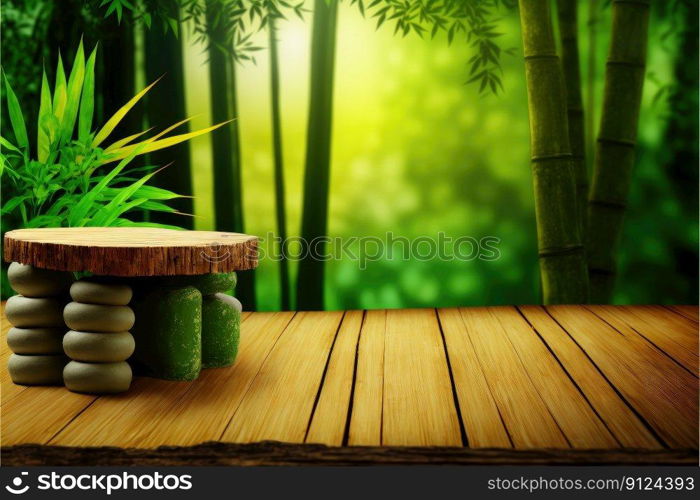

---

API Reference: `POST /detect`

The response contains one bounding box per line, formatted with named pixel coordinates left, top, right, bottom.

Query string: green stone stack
left=62, top=280, right=135, bottom=394
left=5, top=262, right=73, bottom=385
left=128, top=272, right=241, bottom=378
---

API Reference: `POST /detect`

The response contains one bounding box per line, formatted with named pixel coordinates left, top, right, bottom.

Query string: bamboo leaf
left=53, top=53, right=68, bottom=124
left=3, top=73, right=28, bottom=148
left=79, top=46, right=97, bottom=143
left=102, top=120, right=231, bottom=163
left=60, top=40, right=86, bottom=144
left=37, top=70, right=52, bottom=162
left=92, top=77, right=161, bottom=147
left=68, top=144, right=144, bottom=226
left=104, top=127, right=154, bottom=152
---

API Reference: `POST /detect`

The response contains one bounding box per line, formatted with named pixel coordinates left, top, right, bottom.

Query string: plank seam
left=515, top=307, right=623, bottom=448
left=341, top=310, right=366, bottom=446
left=45, top=396, right=101, bottom=445
left=304, top=311, right=347, bottom=442
left=664, top=306, right=699, bottom=324
left=584, top=306, right=698, bottom=380
left=434, top=309, right=468, bottom=447
left=457, top=308, right=515, bottom=448
left=543, top=307, right=668, bottom=449
left=218, top=312, right=298, bottom=441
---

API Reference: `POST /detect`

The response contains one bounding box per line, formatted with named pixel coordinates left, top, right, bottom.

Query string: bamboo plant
left=518, top=0, right=589, bottom=304
left=268, top=15, right=291, bottom=310
left=296, top=0, right=338, bottom=310
left=556, top=0, right=587, bottom=238
left=587, top=0, right=651, bottom=302
left=1, top=41, right=226, bottom=230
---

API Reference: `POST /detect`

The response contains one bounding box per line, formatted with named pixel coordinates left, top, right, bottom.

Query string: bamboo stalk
left=268, top=17, right=291, bottom=311
left=585, top=0, right=599, bottom=169
left=205, top=0, right=256, bottom=308
left=296, top=0, right=338, bottom=311
left=518, top=0, right=589, bottom=304
left=144, top=5, right=194, bottom=228
left=587, top=0, right=650, bottom=303
left=556, top=0, right=587, bottom=238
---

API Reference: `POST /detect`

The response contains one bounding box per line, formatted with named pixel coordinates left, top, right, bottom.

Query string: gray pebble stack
left=63, top=280, right=135, bottom=394
left=6, top=262, right=73, bottom=385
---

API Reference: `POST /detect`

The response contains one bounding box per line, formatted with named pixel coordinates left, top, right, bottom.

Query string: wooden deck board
left=547, top=306, right=698, bottom=449
left=221, top=311, right=344, bottom=443
left=457, top=307, right=569, bottom=449
left=382, top=309, right=462, bottom=446
left=437, top=308, right=511, bottom=448
left=1, top=305, right=697, bottom=464
left=518, top=306, right=661, bottom=449
left=492, top=307, right=619, bottom=449
left=347, top=310, right=385, bottom=446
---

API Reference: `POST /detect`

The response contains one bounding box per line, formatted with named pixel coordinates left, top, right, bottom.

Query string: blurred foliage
left=1, top=0, right=697, bottom=308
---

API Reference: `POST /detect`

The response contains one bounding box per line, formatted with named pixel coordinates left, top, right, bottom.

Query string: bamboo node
left=589, top=198, right=627, bottom=210
left=538, top=245, right=585, bottom=259
left=596, top=136, right=636, bottom=148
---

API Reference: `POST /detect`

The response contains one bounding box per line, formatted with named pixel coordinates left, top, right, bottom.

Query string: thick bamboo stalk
left=144, top=4, right=193, bottom=228
left=585, top=0, right=599, bottom=168
left=587, top=0, right=650, bottom=303
left=296, top=0, right=338, bottom=310
left=205, top=1, right=256, bottom=308
left=518, top=0, right=589, bottom=304
left=268, top=18, right=291, bottom=311
left=556, top=0, right=587, bottom=238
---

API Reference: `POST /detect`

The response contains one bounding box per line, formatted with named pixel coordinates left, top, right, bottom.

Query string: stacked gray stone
left=5, top=263, right=73, bottom=385
left=62, top=280, right=135, bottom=393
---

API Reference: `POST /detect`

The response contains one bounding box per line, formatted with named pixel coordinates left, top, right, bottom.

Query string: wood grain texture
left=382, top=309, right=462, bottom=446
left=666, top=305, right=699, bottom=323
left=306, top=310, right=363, bottom=446
left=1, top=305, right=697, bottom=463
left=587, top=305, right=698, bottom=375
left=4, top=227, right=258, bottom=276
left=347, top=310, right=385, bottom=446
left=547, top=305, right=699, bottom=448
left=493, top=306, right=619, bottom=449
left=518, top=306, right=661, bottom=449
left=2, top=387, right=96, bottom=445
left=437, top=308, right=511, bottom=448
left=222, top=311, right=344, bottom=443
left=458, top=307, right=569, bottom=449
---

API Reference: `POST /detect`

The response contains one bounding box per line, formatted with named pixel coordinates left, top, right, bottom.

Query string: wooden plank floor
left=2, top=304, right=698, bottom=465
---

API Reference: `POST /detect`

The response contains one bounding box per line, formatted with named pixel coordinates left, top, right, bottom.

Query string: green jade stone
left=202, top=293, right=242, bottom=368
left=130, top=285, right=202, bottom=381
left=7, top=262, right=73, bottom=297
left=6, top=295, right=66, bottom=328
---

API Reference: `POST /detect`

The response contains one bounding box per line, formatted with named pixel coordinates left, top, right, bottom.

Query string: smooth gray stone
left=7, top=327, right=65, bottom=355
left=8, top=353, right=67, bottom=385
left=63, top=330, right=135, bottom=363
left=63, top=302, right=135, bottom=332
left=63, top=361, right=132, bottom=394
left=8, top=262, right=73, bottom=297
left=6, top=295, right=66, bottom=328
left=70, top=280, right=133, bottom=306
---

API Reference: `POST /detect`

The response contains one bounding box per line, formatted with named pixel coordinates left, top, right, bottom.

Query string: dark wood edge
left=2, top=442, right=697, bottom=466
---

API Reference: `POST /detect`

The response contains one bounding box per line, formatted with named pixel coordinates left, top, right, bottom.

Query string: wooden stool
left=4, top=228, right=258, bottom=393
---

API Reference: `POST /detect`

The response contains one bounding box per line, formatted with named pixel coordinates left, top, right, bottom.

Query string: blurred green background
left=1, top=1, right=697, bottom=310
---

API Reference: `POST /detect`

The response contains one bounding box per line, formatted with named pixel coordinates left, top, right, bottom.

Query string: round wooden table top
left=4, top=227, right=258, bottom=276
